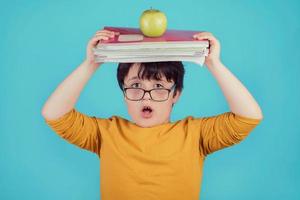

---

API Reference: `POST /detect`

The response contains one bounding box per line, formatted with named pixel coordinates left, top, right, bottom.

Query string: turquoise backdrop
left=1, top=0, right=299, bottom=199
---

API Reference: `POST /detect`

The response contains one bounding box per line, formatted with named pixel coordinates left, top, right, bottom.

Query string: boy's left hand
left=193, top=32, right=221, bottom=67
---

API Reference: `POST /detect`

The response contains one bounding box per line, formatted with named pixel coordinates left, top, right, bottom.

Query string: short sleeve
left=195, top=112, right=262, bottom=157
left=44, top=108, right=104, bottom=157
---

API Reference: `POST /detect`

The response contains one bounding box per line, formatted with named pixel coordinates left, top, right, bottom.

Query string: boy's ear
left=172, top=90, right=182, bottom=104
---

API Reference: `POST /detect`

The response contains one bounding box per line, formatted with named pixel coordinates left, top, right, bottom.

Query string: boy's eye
left=130, top=83, right=164, bottom=89
left=154, top=83, right=164, bottom=88
left=131, top=83, right=141, bottom=88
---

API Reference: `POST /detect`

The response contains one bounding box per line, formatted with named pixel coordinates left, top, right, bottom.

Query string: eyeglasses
left=122, top=84, right=176, bottom=102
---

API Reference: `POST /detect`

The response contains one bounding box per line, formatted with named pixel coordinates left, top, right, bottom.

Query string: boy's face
left=123, top=63, right=181, bottom=128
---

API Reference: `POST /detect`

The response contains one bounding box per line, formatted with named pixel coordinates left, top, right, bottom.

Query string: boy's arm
left=44, top=108, right=103, bottom=156
left=193, top=32, right=263, bottom=119
left=41, top=29, right=119, bottom=119
left=41, top=60, right=97, bottom=120
left=41, top=29, right=119, bottom=156
left=191, top=32, right=263, bottom=157
left=194, top=112, right=261, bottom=157
left=206, top=60, right=263, bottom=119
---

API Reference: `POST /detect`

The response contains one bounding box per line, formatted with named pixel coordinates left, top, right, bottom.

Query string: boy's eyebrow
left=128, top=76, right=139, bottom=81
left=127, top=76, right=170, bottom=84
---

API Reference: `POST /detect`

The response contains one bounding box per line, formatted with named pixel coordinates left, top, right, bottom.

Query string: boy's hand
left=85, top=29, right=120, bottom=70
left=193, top=32, right=221, bottom=67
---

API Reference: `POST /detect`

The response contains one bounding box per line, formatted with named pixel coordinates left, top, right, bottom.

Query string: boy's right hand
left=84, top=29, right=120, bottom=70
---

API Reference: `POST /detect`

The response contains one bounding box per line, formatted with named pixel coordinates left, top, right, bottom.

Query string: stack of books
left=93, top=26, right=209, bottom=66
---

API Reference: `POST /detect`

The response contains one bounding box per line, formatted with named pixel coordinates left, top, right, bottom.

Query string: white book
left=93, top=26, right=210, bottom=66
left=95, top=55, right=206, bottom=66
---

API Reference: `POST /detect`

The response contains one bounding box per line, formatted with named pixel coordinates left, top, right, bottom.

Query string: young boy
left=42, top=29, right=263, bottom=200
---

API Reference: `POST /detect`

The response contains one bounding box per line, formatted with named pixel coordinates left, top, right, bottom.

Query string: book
left=93, top=26, right=209, bottom=66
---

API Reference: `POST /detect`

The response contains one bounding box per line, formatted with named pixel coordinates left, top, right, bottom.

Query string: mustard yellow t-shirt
left=44, top=108, right=262, bottom=200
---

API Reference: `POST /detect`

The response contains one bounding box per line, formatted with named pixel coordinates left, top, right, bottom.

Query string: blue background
left=1, top=0, right=299, bottom=199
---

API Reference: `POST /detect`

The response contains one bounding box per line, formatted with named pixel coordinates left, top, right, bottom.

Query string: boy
left=42, top=29, right=263, bottom=200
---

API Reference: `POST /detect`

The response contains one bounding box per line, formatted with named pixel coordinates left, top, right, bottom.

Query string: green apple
left=139, top=8, right=167, bottom=37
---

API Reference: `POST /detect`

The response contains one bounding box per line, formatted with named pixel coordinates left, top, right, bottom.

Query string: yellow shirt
left=45, top=108, right=262, bottom=200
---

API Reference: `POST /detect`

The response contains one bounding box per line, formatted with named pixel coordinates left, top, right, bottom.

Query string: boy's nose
left=143, top=91, right=152, bottom=100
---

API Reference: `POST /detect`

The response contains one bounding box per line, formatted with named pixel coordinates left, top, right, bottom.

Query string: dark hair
left=117, top=62, right=185, bottom=97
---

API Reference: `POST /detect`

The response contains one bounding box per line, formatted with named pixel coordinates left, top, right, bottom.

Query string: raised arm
left=193, top=32, right=263, bottom=119
left=41, top=29, right=119, bottom=120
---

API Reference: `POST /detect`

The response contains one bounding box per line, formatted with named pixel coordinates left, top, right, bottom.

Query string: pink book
left=101, top=26, right=209, bottom=46
left=93, top=26, right=209, bottom=66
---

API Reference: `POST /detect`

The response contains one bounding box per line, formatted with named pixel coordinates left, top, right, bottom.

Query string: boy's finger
left=193, top=35, right=216, bottom=42
left=97, top=30, right=120, bottom=35
left=193, top=34, right=210, bottom=38
left=193, top=32, right=214, bottom=38
left=95, top=32, right=115, bottom=38
left=94, top=36, right=109, bottom=40
left=193, top=35, right=211, bottom=40
left=96, top=31, right=114, bottom=36
left=198, top=32, right=213, bottom=36
left=90, top=36, right=109, bottom=45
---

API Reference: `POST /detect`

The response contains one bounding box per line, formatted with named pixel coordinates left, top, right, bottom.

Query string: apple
left=139, top=8, right=167, bottom=37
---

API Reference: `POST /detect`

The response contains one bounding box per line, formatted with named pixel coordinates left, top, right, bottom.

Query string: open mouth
left=141, top=105, right=153, bottom=118
left=142, top=106, right=153, bottom=113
